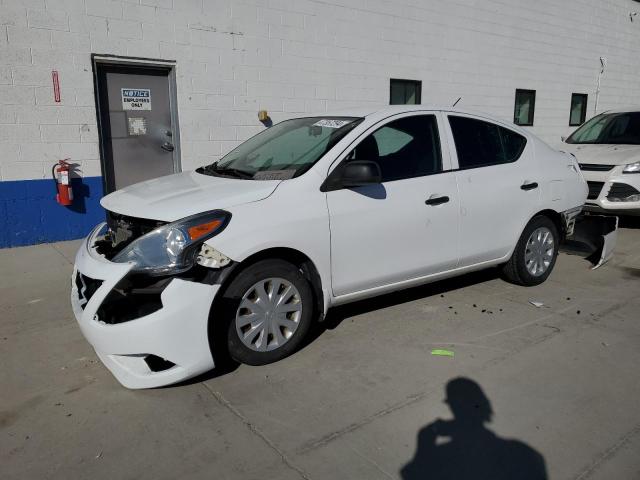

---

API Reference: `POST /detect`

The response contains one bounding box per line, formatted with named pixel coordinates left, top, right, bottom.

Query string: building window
left=513, top=89, right=536, bottom=126
left=569, top=93, right=588, bottom=126
left=390, top=79, right=421, bottom=105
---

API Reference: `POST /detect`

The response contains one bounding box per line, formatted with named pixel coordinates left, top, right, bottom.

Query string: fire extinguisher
left=52, top=159, right=73, bottom=206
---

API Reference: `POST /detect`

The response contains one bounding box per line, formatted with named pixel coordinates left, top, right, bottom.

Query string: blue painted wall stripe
left=0, top=176, right=105, bottom=248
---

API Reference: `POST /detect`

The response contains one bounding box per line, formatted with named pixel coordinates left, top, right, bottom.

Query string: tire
left=502, top=215, right=559, bottom=286
left=221, top=259, right=315, bottom=366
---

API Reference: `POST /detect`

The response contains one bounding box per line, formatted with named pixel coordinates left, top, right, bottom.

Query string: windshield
left=566, top=112, right=640, bottom=145
left=197, top=117, right=362, bottom=180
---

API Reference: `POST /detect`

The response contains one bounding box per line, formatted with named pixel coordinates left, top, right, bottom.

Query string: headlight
left=623, top=161, right=640, bottom=173
left=112, top=210, right=231, bottom=275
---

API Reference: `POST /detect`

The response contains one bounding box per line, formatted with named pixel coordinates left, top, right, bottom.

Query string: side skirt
left=330, top=255, right=510, bottom=307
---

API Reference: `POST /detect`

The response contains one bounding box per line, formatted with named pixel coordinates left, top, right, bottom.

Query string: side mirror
left=561, top=136, right=567, bottom=142
left=341, top=161, right=381, bottom=188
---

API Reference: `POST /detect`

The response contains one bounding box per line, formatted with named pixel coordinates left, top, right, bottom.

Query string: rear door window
left=448, top=116, right=527, bottom=169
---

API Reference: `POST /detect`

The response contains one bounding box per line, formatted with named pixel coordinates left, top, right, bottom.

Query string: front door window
left=346, top=115, right=442, bottom=182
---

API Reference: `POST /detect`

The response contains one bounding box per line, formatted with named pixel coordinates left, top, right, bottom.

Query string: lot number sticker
left=312, top=119, right=351, bottom=128
left=121, top=88, right=151, bottom=111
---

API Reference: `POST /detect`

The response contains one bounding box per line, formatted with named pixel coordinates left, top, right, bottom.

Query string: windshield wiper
left=199, top=164, right=254, bottom=179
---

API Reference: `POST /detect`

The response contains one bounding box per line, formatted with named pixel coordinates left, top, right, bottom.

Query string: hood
left=561, top=143, right=640, bottom=166
left=100, top=171, right=281, bottom=221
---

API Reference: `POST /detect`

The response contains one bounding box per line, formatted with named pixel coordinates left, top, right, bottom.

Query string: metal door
left=95, top=64, right=179, bottom=192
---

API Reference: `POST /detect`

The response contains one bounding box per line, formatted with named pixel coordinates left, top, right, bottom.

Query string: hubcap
left=524, top=227, right=555, bottom=276
left=235, top=277, right=302, bottom=352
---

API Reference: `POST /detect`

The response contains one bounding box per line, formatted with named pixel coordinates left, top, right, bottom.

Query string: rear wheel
left=503, top=215, right=559, bottom=286
left=222, top=259, right=314, bottom=366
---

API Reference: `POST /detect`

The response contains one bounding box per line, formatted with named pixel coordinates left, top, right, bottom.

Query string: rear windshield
left=197, top=117, right=362, bottom=180
left=566, top=112, right=640, bottom=145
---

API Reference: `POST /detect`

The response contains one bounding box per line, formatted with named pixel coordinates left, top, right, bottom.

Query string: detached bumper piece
left=563, top=214, right=619, bottom=269
left=71, top=230, right=220, bottom=389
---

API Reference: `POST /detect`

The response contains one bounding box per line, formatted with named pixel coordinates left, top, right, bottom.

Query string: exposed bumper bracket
left=560, top=207, right=582, bottom=237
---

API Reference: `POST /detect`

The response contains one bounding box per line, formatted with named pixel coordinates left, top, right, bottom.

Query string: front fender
left=203, top=180, right=333, bottom=314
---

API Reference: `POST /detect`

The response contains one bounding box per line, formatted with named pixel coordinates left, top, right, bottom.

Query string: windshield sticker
left=253, top=170, right=297, bottom=180
left=313, top=119, right=351, bottom=129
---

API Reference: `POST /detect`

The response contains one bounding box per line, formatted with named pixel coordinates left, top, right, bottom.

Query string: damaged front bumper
left=70, top=224, right=220, bottom=389
left=582, top=167, right=640, bottom=215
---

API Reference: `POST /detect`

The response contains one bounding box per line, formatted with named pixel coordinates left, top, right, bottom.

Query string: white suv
left=71, top=106, right=587, bottom=388
left=562, top=108, right=640, bottom=215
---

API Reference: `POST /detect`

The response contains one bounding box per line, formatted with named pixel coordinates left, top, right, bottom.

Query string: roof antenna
left=452, top=97, right=462, bottom=107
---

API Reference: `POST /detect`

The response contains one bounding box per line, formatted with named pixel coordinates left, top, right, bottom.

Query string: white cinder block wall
left=0, top=0, right=638, bottom=245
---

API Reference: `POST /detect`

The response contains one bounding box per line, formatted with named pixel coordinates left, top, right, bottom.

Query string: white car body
left=562, top=108, right=640, bottom=215
left=71, top=106, right=587, bottom=388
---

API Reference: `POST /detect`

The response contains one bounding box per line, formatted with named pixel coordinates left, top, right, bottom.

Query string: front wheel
left=222, top=259, right=315, bottom=366
left=502, top=215, right=559, bottom=286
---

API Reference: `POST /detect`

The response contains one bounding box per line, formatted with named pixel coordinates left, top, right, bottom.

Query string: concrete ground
left=2, top=222, right=640, bottom=480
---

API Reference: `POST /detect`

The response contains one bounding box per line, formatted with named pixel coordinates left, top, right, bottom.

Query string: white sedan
left=562, top=108, right=640, bottom=215
left=71, top=106, right=587, bottom=388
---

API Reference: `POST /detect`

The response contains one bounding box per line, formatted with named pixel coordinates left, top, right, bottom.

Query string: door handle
left=425, top=195, right=450, bottom=206
left=161, top=142, right=175, bottom=152
left=521, top=182, right=538, bottom=191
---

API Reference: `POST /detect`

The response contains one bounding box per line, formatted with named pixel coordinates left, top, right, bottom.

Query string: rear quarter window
left=449, top=116, right=527, bottom=169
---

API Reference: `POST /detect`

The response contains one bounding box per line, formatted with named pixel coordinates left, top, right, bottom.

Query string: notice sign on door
left=121, top=88, right=151, bottom=110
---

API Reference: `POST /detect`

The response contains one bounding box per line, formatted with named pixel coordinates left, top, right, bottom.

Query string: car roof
left=322, top=104, right=475, bottom=117
left=322, top=104, right=509, bottom=122
left=319, top=104, right=524, bottom=134
left=600, top=106, right=640, bottom=114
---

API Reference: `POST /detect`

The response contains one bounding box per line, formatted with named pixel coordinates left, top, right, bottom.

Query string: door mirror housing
left=341, top=161, right=382, bottom=188
left=320, top=160, right=382, bottom=192
left=561, top=135, right=567, bottom=142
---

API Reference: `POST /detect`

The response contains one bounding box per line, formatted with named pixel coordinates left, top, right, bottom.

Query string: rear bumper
left=71, top=224, right=219, bottom=389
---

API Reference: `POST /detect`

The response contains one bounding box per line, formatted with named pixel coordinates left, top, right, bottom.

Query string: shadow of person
left=401, top=378, right=547, bottom=480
